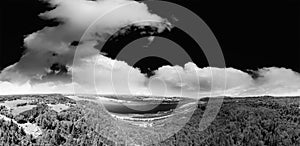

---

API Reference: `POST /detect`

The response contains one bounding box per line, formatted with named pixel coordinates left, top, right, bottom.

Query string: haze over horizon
left=0, top=0, right=299, bottom=98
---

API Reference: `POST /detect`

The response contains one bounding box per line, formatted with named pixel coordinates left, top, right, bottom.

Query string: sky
left=0, top=0, right=299, bottom=98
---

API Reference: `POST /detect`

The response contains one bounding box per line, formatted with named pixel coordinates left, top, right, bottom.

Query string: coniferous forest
left=0, top=95, right=300, bottom=146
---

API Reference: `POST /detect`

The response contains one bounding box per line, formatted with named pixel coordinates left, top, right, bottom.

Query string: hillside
left=0, top=95, right=299, bottom=145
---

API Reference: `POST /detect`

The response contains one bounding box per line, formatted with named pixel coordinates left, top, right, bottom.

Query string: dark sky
left=1, top=0, right=299, bottom=73
left=0, top=1, right=58, bottom=70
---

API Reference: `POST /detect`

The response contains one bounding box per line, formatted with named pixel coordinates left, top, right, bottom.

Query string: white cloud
left=1, top=60, right=300, bottom=97
left=71, top=53, right=150, bottom=95
left=0, top=81, right=31, bottom=95
left=150, top=63, right=300, bottom=98
left=0, top=0, right=169, bottom=87
left=236, top=67, right=300, bottom=97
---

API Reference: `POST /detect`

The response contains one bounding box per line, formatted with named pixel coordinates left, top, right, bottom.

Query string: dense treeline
left=1, top=102, right=114, bottom=146
left=1, top=96, right=300, bottom=145
left=0, top=119, right=36, bottom=145
left=159, top=97, right=300, bottom=146
left=0, top=94, right=76, bottom=104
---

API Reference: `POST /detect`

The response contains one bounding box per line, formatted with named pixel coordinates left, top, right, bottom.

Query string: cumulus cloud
left=149, top=63, right=300, bottom=97
left=71, top=53, right=150, bottom=95
left=0, top=0, right=169, bottom=90
left=236, top=67, right=300, bottom=96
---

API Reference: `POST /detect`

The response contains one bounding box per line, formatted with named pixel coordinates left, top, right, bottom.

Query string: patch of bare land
left=47, top=103, right=70, bottom=112
left=0, top=114, right=42, bottom=137
left=0, top=99, right=36, bottom=115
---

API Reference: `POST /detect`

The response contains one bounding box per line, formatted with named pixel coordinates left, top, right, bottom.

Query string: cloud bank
left=150, top=63, right=300, bottom=97
left=0, top=0, right=299, bottom=97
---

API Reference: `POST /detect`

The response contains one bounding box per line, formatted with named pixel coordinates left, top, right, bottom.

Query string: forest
left=159, top=96, right=300, bottom=146
left=0, top=95, right=300, bottom=146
